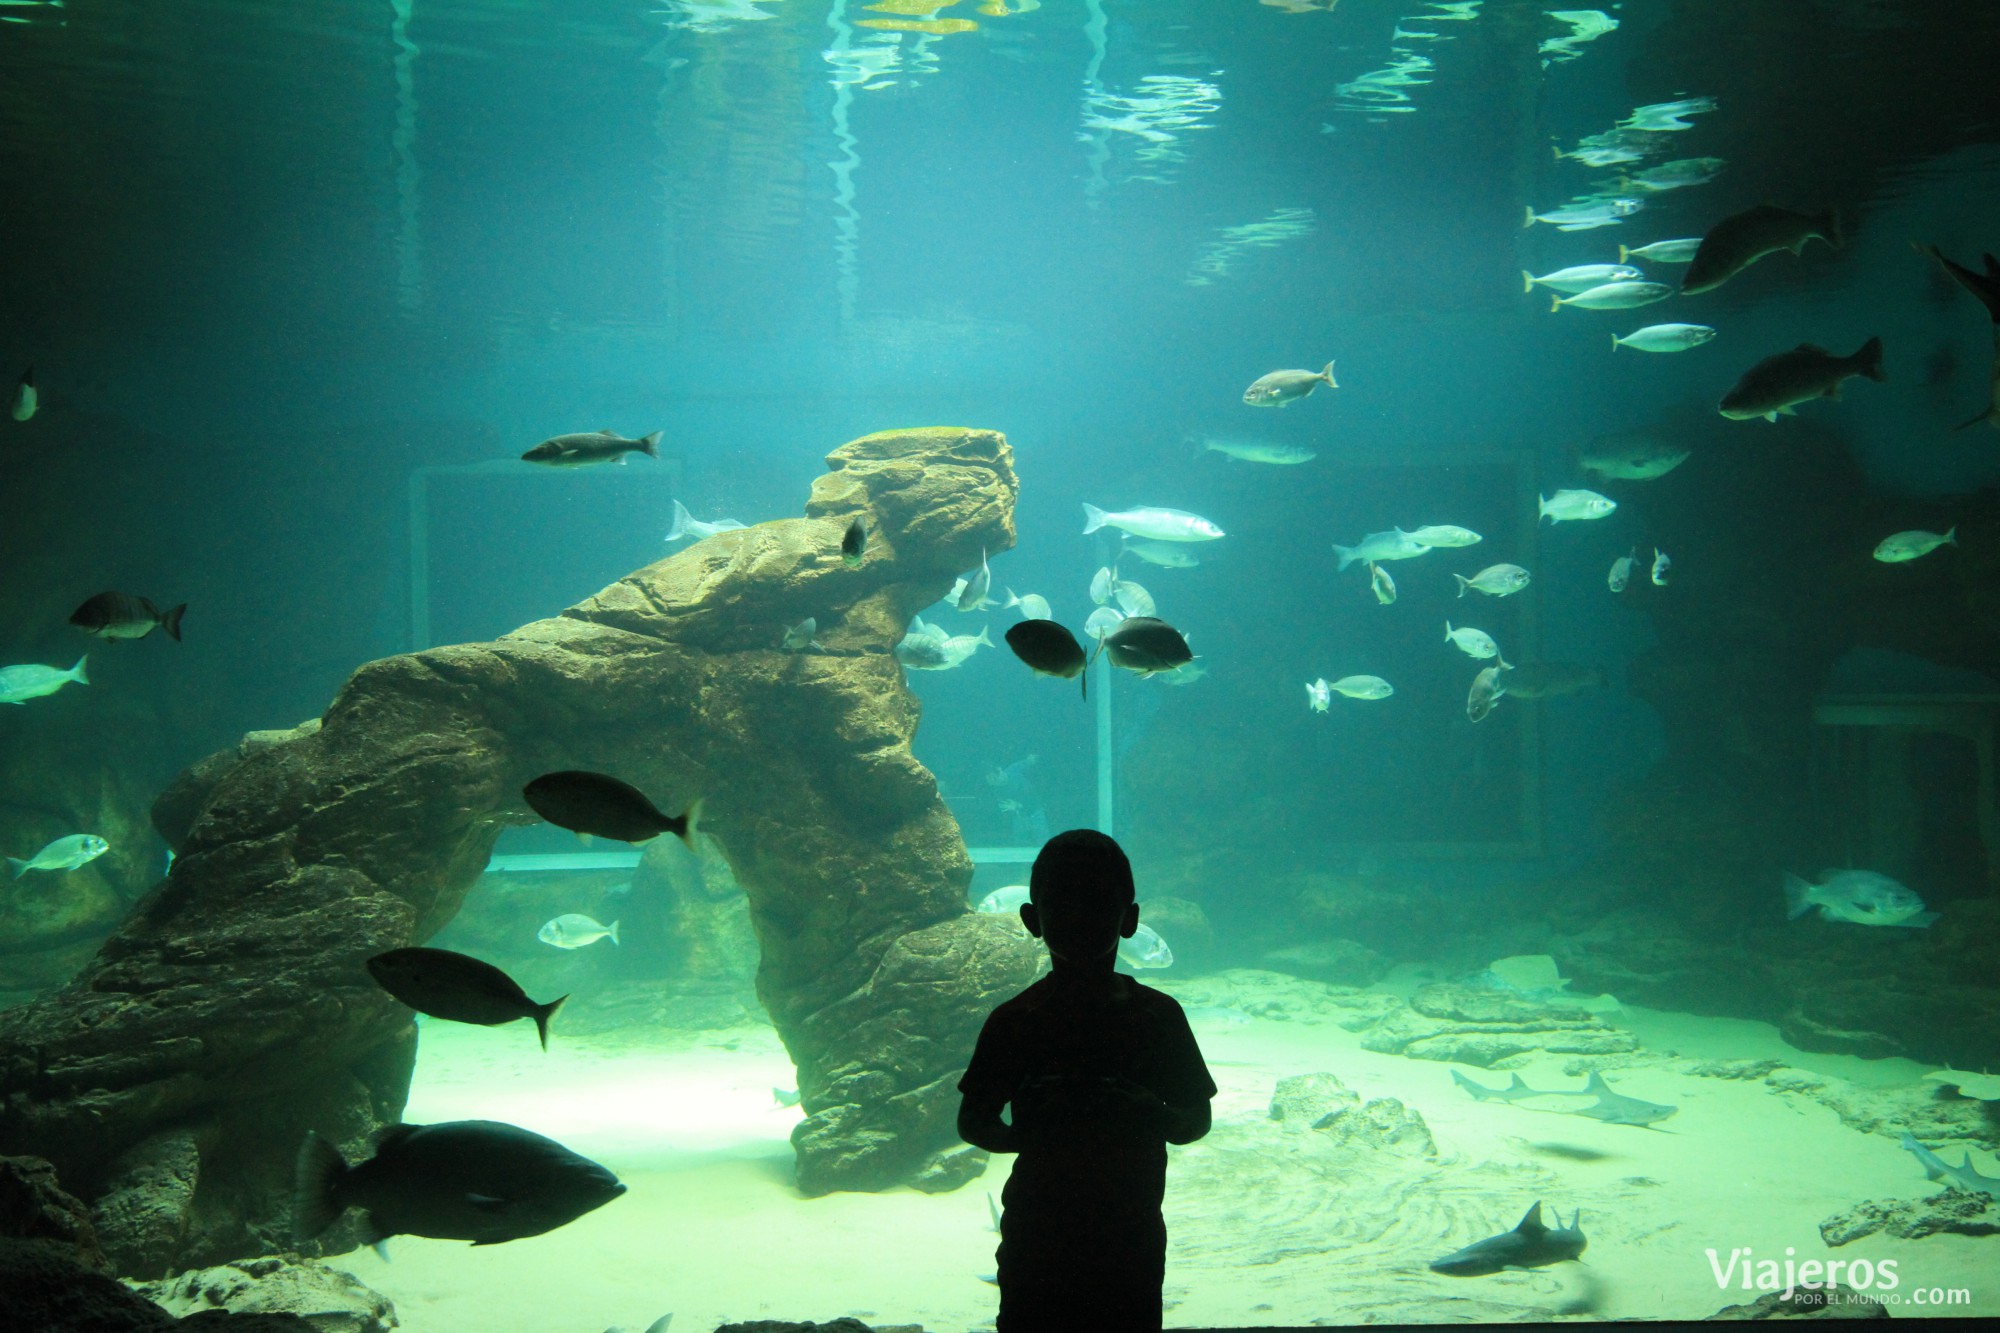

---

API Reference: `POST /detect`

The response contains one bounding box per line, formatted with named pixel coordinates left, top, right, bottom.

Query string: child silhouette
left=958, top=830, right=1216, bottom=1333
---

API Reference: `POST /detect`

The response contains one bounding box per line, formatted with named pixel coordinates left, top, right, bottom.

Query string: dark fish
left=1914, top=242, right=2000, bottom=322
left=1094, top=616, right=1193, bottom=676
left=1681, top=204, right=1840, bottom=295
left=1429, top=1201, right=1586, bottom=1276
left=1004, top=620, right=1088, bottom=697
left=69, top=591, right=186, bottom=642
left=521, top=429, right=663, bottom=468
left=522, top=771, right=701, bottom=845
left=1719, top=337, right=1884, bottom=421
left=1466, top=663, right=1506, bottom=723
left=841, top=517, right=867, bottom=567
left=1494, top=662, right=1607, bottom=699
left=293, top=1120, right=625, bottom=1246
left=366, top=947, right=566, bottom=1051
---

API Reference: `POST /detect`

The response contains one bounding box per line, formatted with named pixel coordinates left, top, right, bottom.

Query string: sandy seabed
left=339, top=978, right=2000, bottom=1332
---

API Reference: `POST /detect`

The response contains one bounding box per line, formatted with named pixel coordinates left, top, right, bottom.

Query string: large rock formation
left=0, top=427, right=1043, bottom=1273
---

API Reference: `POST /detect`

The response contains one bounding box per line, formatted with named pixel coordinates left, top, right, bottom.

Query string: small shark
left=1452, top=1069, right=1679, bottom=1127
left=1900, top=1132, right=2000, bottom=1198
left=1430, top=1201, right=1587, bottom=1275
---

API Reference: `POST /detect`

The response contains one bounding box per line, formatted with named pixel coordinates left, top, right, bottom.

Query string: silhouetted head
left=1025, top=829, right=1138, bottom=971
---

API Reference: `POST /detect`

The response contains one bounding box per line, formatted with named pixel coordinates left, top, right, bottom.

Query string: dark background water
left=3, top=0, right=1999, bottom=939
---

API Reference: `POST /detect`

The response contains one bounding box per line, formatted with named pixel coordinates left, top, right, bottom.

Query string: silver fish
left=1612, top=323, right=1716, bottom=354
left=539, top=914, right=620, bottom=948
left=1619, top=237, right=1702, bottom=264
left=1608, top=553, right=1635, bottom=592
left=1579, top=431, right=1690, bottom=480
left=958, top=548, right=994, bottom=611
left=1784, top=871, right=1936, bottom=928
left=1003, top=589, right=1053, bottom=619
left=1453, top=564, right=1531, bottom=597
left=1243, top=362, right=1337, bottom=407
left=1118, top=538, right=1201, bottom=569
left=6, top=834, right=109, bottom=878
left=781, top=618, right=824, bottom=653
left=1370, top=563, right=1396, bottom=605
left=1083, top=606, right=1127, bottom=641
left=1467, top=664, right=1507, bottom=722
left=1329, top=674, right=1393, bottom=700
left=1113, top=579, right=1156, bottom=618
left=1406, top=524, right=1482, bottom=548
left=664, top=499, right=748, bottom=543
left=1199, top=437, right=1317, bottom=463
left=1306, top=678, right=1332, bottom=713
left=1538, top=489, right=1617, bottom=523
left=1522, top=264, right=1641, bottom=294
left=1650, top=548, right=1671, bottom=585
left=1873, top=528, right=1956, bottom=563
left=1551, top=281, right=1674, bottom=312
left=1117, top=923, right=1174, bottom=969
left=1082, top=504, right=1225, bottom=542
left=0, top=655, right=88, bottom=704
left=1089, top=567, right=1116, bottom=605
left=1333, top=528, right=1430, bottom=571
left=1444, top=622, right=1499, bottom=659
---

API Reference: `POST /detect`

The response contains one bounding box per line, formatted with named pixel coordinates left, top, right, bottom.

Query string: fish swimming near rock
left=1784, top=870, right=1937, bottom=928
left=539, top=914, right=620, bottom=949
left=0, top=656, right=88, bottom=705
left=1900, top=1133, right=2000, bottom=1198
left=1452, top=1069, right=1678, bottom=1126
left=1429, top=1201, right=1587, bottom=1276
left=1496, top=662, right=1608, bottom=699
left=1719, top=337, right=1884, bottom=422
left=1005, top=620, right=1088, bottom=697
left=1198, top=436, right=1317, bottom=463
left=1082, top=504, right=1225, bottom=543
left=521, top=429, right=663, bottom=468
left=1117, top=923, right=1173, bottom=970
left=1333, top=528, right=1430, bottom=571
left=10, top=367, right=35, bottom=422
left=1681, top=204, right=1841, bottom=295
left=896, top=617, right=990, bottom=670
left=841, top=518, right=867, bottom=567
left=6, top=834, right=109, bottom=878
left=293, top=1120, right=625, bottom=1247
left=1243, top=362, right=1337, bottom=406
left=977, top=884, right=1032, bottom=915
left=1873, top=528, right=1956, bottom=563
left=1453, top=564, right=1531, bottom=598
left=781, top=617, right=826, bottom=653
left=367, top=947, right=567, bottom=1051
left=69, top=592, right=186, bottom=642
left=664, top=499, right=748, bottom=543
left=1095, top=616, right=1193, bottom=677
left=958, top=548, right=994, bottom=611
left=522, top=771, right=701, bottom=846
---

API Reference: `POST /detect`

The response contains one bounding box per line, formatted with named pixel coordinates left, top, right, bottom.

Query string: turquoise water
left=4, top=1, right=2000, bottom=1326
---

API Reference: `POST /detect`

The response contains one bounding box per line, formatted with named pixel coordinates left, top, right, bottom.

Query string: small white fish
left=1873, top=527, right=1956, bottom=563
left=1329, top=675, right=1394, bottom=700
left=976, top=885, right=1031, bottom=914
left=781, top=618, right=824, bottom=653
left=938, top=627, right=993, bottom=666
left=1306, top=678, right=1332, bottom=713
left=539, top=914, right=620, bottom=948
left=1117, top=923, right=1174, bottom=970
left=1621, top=96, right=1717, bottom=132
left=1552, top=280, right=1674, bottom=311
left=1522, top=264, right=1641, bottom=294
left=1467, top=663, right=1507, bottom=722
left=1332, top=528, right=1430, bottom=571
left=1199, top=437, right=1317, bottom=464
left=10, top=367, right=35, bottom=422
left=1084, top=606, right=1127, bottom=641
left=1089, top=567, right=1116, bottom=605
left=1444, top=622, right=1499, bottom=659
left=1003, top=589, right=1053, bottom=619
left=1539, top=489, right=1618, bottom=523
left=1112, top=579, right=1156, bottom=618
left=1619, top=238, right=1702, bottom=264
left=1454, top=564, right=1531, bottom=597
left=6, top=834, right=109, bottom=878
left=1406, top=524, right=1482, bottom=548
left=664, top=499, right=748, bottom=543
left=1608, top=552, right=1636, bottom=592
left=958, top=549, right=995, bottom=611
left=1156, top=660, right=1207, bottom=686
left=1369, top=563, right=1396, bottom=605
left=1612, top=323, right=1717, bottom=354
left=1081, top=504, right=1225, bottom=543
left=1119, top=538, right=1201, bottom=569
left=1651, top=548, right=1672, bottom=585
left=0, top=655, right=89, bottom=704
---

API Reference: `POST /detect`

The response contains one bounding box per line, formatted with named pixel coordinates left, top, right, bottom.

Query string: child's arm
left=958, top=1092, right=1025, bottom=1154
left=1160, top=1095, right=1211, bottom=1146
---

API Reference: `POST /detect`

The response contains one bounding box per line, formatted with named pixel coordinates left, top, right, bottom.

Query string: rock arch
left=0, top=426, right=1042, bottom=1273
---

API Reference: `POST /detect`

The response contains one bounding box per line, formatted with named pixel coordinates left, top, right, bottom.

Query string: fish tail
left=674, top=797, right=704, bottom=849
left=1944, top=526, right=1959, bottom=547
left=1820, top=208, right=1844, bottom=250
left=1002, top=587, right=1020, bottom=608
left=1953, top=405, right=1999, bottom=432
left=1081, top=503, right=1107, bottom=535
left=976, top=626, right=993, bottom=647
left=161, top=604, right=187, bottom=642
left=1783, top=873, right=1814, bottom=920
left=1332, top=544, right=1357, bottom=572
left=1453, top=574, right=1469, bottom=597
left=1610, top=332, right=1621, bottom=352
left=1522, top=205, right=1536, bottom=229
left=665, top=498, right=692, bottom=542
left=607, top=919, right=622, bottom=946
left=639, top=431, right=663, bottom=457
left=1854, top=335, right=1886, bottom=382
left=534, top=994, right=568, bottom=1052
left=1522, top=270, right=1535, bottom=294
left=68, top=655, right=89, bottom=685
left=1320, top=361, right=1337, bottom=388
left=5, top=858, right=26, bottom=879
left=1617, top=244, right=1631, bottom=263
left=1444, top=621, right=1453, bottom=641
left=291, top=1132, right=350, bottom=1240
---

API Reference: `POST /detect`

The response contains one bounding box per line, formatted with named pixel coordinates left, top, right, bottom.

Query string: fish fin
left=534, top=994, right=567, bottom=1051
left=5, top=859, right=24, bottom=879
left=1523, top=205, right=1536, bottom=229
left=1333, top=544, right=1357, bottom=572
left=1320, top=361, right=1337, bottom=388
left=1824, top=382, right=1842, bottom=400
left=1617, top=245, right=1631, bottom=263
left=1550, top=294, right=1562, bottom=313
left=69, top=655, right=89, bottom=685
left=976, top=626, right=993, bottom=647
left=1444, top=621, right=1454, bottom=641
left=1854, top=335, right=1887, bottom=382
left=1944, top=527, right=1959, bottom=546
left=1953, top=405, right=2000, bottom=431
left=1081, top=503, right=1107, bottom=535
left=1763, top=412, right=1779, bottom=423
left=577, top=831, right=594, bottom=847
left=1452, top=574, right=1469, bottom=597
left=160, top=604, right=187, bottom=642
left=675, top=797, right=704, bottom=848
left=1821, top=208, right=1844, bottom=249
left=665, top=499, right=692, bottom=542
left=1523, top=270, right=1535, bottom=294
left=1515, top=1201, right=1546, bottom=1232
left=1584, top=1071, right=1611, bottom=1094
left=291, top=1132, right=350, bottom=1241
left=639, top=431, right=663, bottom=457
left=1611, top=332, right=1620, bottom=351
left=1783, top=874, right=1814, bottom=919
left=608, top=919, right=621, bottom=946
left=1079, top=668, right=1087, bottom=701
